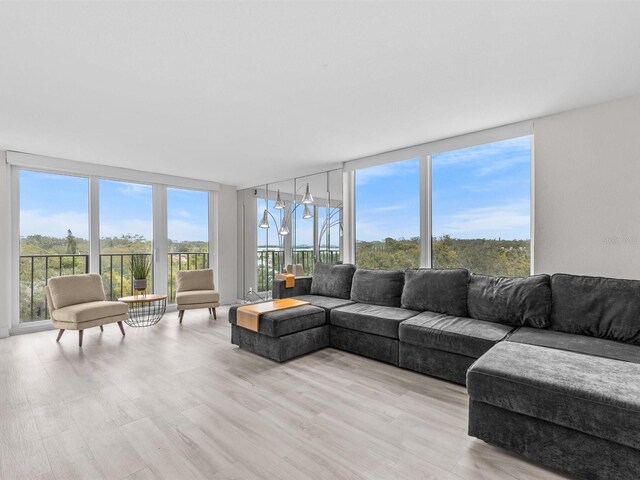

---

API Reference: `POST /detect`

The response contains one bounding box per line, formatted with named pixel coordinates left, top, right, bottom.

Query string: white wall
left=0, top=152, right=10, bottom=337
left=534, top=95, right=640, bottom=278
left=215, top=184, right=238, bottom=304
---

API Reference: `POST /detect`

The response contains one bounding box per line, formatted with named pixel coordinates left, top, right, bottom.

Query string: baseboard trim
left=9, top=321, right=53, bottom=336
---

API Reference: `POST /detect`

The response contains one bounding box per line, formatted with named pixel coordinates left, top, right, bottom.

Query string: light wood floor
left=0, top=307, right=573, bottom=480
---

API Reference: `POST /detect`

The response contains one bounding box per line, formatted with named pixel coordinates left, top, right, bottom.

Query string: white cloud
left=433, top=200, right=530, bottom=239
left=168, top=219, right=208, bottom=242
left=433, top=136, right=531, bottom=176
left=20, top=209, right=89, bottom=238
left=368, top=204, right=407, bottom=213
left=100, top=219, right=153, bottom=239
left=115, top=183, right=152, bottom=197
left=355, top=160, right=418, bottom=186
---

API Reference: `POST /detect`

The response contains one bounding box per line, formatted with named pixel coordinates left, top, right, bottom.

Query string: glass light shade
left=258, top=209, right=270, bottom=229
left=274, top=190, right=285, bottom=210
left=301, top=183, right=314, bottom=204
left=302, top=203, right=313, bottom=219
left=278, top=223, right=290, bottom=236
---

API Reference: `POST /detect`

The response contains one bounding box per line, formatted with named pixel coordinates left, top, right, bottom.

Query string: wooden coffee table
left=236, top=298, right=310, bottom=332
left=118, top=294, right=167, bottom=327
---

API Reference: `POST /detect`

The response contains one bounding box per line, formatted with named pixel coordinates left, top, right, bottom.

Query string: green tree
left=66, top=229, right=77, bottom=254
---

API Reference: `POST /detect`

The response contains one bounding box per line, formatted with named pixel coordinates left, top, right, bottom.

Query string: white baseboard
left=10, top=320, right=53, bottom=336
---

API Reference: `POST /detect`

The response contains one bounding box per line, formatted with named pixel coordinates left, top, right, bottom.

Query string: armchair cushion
left=47, top=273, right=106, bottom=310
left=176, top=269, right=215, bottom=292
left=176, top=290, right=219, bottom=306
left=51, top=300, right=127, bottom=324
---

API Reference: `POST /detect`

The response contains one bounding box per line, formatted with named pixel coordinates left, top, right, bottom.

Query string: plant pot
left=133, top=279, right=147, bottom=291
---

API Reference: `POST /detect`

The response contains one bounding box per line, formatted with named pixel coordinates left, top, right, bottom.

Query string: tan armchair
left=286, top=264, right=305, bottom=276
left=46, top=273, right=128, bottom=347
left=176, top=269, right=219, bottom=323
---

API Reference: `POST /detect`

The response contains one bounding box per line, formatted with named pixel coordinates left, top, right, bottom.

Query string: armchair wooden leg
left=78, top=330, right=84, bottom=347
left=56, top=329, right=65, bottom=342
left=99, top=325, right=104, bottom=332
left=117, top=321, right=126, bottom=336
left=213, top=308, right=217, bottom=320
left=178, top=310, right=185, bottom=323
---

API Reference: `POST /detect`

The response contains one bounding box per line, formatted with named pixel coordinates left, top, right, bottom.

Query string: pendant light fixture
left=302, top=203, right=313, bottom=219
left=259, top=184, right=270, bottom=229
left=278, top=221, right=290, bottom=236
left=274, top=189, right=285, bottom=210
left=301, top=183, right=314, bottom=204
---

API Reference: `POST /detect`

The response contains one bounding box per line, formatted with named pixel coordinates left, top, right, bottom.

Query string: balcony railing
left=19, top=251, right=209, bottom=322
left=19, top=254, right=89, bottom=321
left=99, top=253, right=154, bottom=301
left=257, top=250, right=284, bottom=293
left=292, top=250, right=341, bottom=275
left=257, top=249, right=341, bottom=293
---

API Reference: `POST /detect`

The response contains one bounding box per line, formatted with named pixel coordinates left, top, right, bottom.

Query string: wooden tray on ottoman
left=236, top=298, right=310, bottom=332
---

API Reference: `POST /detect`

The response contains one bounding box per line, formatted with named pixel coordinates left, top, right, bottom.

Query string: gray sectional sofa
left=234, top=263, right=640, bottom=480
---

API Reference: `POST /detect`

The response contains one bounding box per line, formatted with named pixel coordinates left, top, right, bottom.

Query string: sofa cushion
left=48, top=273, right=106, bottom=310
left=467, top=341, right=640, bottom=451
left=176, top=269, right=215, bottom=292
left=399, top=311, right=514, bottom=358
left=330, top=303, right=418, bottom=339
left=176, top=290, right=219, bottom=306
left=292, top=295, right=354, bottom=319
left=401, top=268, right=469, bottom=317
left=467, top=274, right=551, bottom=328
left=509, top=327, right=640, bottom=364
left=228, top=304, right=326, bottom=338
left=310, top=263, right=356, bottom=300
left=551, top=273, right=640, bottom=344
left=51, top=300, right=128, bottom=324
left=350, top=269, right=404, bottom=308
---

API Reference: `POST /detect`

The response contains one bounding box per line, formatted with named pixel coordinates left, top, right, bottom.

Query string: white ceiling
left=1, top=2, right=640, bottom=188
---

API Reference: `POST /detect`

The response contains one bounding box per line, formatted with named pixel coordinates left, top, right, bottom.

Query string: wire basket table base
left=118, top=294, right=167, bottom=327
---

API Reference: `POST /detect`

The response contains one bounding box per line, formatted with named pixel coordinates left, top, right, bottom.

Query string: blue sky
left=356, top=135, right=531, bottom=241
left=19, top=172, right=209, bottom=242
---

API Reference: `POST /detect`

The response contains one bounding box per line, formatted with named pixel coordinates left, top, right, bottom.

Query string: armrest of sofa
left=273, top=276, right=313, bottom=299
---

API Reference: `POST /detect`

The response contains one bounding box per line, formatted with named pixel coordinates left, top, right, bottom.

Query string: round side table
left=118, top=294, right=167, bottom=327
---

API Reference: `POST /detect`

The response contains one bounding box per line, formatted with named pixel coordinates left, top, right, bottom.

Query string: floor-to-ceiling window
left=99, top=180, right=153, bottom=299
left=13, top=157, right=217, bottom=330
left=355, top=158, right=421, bottom=269
left=18, top=171, right=89, bottom=322
left=167, top=187, right=209, bottom=303
left=432, top=136, right=531, bottom=276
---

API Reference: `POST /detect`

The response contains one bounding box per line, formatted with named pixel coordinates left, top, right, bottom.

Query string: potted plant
left=130, top=254, right=151, bottom=294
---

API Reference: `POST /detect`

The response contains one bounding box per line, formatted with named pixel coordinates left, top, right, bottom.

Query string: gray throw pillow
left=551, top=273, right=640, bottom=344
left=310, top=263, right=356, bottom=299
left=467, top=273, right=551, bottom=327
left=350, top=269, right=404, bottom=308
left=401, top=268, right=469, bottom=317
